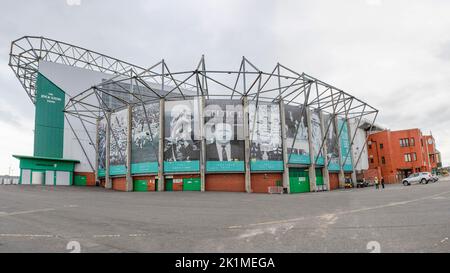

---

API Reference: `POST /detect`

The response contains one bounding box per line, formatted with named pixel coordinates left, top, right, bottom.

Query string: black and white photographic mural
left=324, top=114, right=340, bottom=171
left=249, top=101, right=283, bottom=171
left=97, top=117, right=107, bottom=177
left=109, top=108, right=128, bottom=175
left=204, top=100, right=245, bottom=172
left=311, top=109, right=325, bottom=165
left=284, top=104, right=310, bottom=164
left=164, top=99, right=201, bottom=172
left=131, top=102, right=160, bottom=174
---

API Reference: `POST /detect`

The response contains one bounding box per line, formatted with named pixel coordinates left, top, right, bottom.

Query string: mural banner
left=325, top=114, right=340, bottom=171
left=97, top=117, right=107, bottom=177
left=311, top=109, right=325, bottom=165
left=338, top=119, right=353, bottom=172
left=284, top=104, right=310, bottom=164
left=249, top=102, right=283, bottom=171
left=109, top=108, right=128, bottom=175
left=131, top=103, right=160, bottom=174
left=205, top=100, right=245, bottom=172
left=164, top=99, right=201, bottom=173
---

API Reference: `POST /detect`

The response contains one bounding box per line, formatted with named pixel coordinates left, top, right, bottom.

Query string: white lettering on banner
left=40, top=92, right=62, bottom=104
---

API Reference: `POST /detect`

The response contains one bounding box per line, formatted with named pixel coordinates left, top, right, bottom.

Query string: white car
left=402, top=172, right=432, bottom=186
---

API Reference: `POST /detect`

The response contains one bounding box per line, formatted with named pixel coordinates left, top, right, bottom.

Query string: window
left=404, top=153, right=412, bottom=162
left=412, top=152, right=417, bottom=161
left=400, top=138, right=410, bottom=147
left=368, top=144, right=372, bottom=149
left=380, top=143, right=384, bottom=149
left=381, top=156, right=386, bottom=164
left=421, top=139, right=424, bottom=147
left=410, top=138, right=415, bottom=146
left=370, top=158, right=374, bottom=164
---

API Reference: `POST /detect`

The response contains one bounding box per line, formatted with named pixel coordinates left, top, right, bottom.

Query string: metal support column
left=199, top=96, right=206, bottom=192
left=279, top=101, right=290, bottom=193
left=95, top=118, right=99, bottom=186
left=105, top=112, right=112, bottom=189
left=243, top=96, right=252, bottom=193
left=157, top=98, right=165, bottom=192
left=125, top=105, right=133, bottom=192
left=306, top=107, right=316, bottom=192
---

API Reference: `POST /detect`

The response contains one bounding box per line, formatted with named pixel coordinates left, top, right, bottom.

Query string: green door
left=183, top=177, right=201, bottom=191
left=165, top=178, right=173, bottom=191
left=74, top=175, right=87, bottom=186
left=289, top=168, right=310, bottom=193
left=133, top=180, right=148, bottom=192
left=315, top=169, right=324, bottom=186
left=155, top=178, right=158, bottom=191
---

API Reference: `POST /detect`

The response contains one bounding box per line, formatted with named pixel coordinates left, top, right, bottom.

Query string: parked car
left=402, top=172, right=433, bottom=186
left=356, top=179, right=369, bottom=188
left=431, top=174, right=439, bottom=183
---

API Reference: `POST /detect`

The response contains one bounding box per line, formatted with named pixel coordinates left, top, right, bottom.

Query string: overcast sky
left=1, top=0, right=450, bottom=175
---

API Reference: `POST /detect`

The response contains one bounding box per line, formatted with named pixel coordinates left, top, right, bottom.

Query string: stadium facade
left=9, top=36, right=378, bottom=193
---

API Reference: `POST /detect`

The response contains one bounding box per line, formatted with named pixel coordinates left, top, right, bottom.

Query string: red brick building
left=366, top=129, right=441, bottom=183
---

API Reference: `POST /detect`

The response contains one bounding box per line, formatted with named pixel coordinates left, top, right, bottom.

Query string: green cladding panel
left=315, top=168, right=324, bottom=186
left=165, top=179, right=173, bottom=191
left=183, top=177, right=201, bottom=191
left=34, top=73, right=65, bottom=158
left=74, top=175, right=87, bottom=186
left=133, top=180, right=148, bottom=192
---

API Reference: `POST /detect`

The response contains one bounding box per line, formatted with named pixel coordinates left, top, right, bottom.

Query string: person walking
left=374, top=176, right=379, bottom=189
left=381, top=177, right=385, bottom=189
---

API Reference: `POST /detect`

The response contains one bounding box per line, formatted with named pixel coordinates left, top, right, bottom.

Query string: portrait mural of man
left=249, top=102, right=282, bottom=159
left=204, top=100, right=244, bottom=170
left=164, top=100, right=200, bottom=164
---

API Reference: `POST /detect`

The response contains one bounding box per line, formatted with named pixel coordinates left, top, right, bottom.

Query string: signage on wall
left=40, top=92, right=63, bottom=104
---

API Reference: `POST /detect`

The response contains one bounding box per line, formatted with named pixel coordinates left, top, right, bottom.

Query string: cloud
left=0, top=109, right=23, bottom=128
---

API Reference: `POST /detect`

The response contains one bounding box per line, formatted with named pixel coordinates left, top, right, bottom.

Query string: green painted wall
left=19, top=157, right=75, bottom=172
left=315, top=168, right=324, bottom=186
left=34, top=73, right=65, bottom=158
left=183, top=177, right=201, bottom=191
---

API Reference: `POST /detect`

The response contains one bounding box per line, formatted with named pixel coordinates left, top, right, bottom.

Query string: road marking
left=228, top=189, right=450, bottom=229
left=128, top=234, right=150, bottom=237
left=441, top=237, right=448, bottom=243
left=0, top=208, right=56, bottom=217
left=0, top=234, right=54, bottom=238
left=93, top=234, right=121, bottom=238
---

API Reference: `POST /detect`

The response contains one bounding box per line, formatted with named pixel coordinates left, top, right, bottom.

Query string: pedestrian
left=381, top=177, right=385, bottom=189
left=374, top=176, right=379, bottom=189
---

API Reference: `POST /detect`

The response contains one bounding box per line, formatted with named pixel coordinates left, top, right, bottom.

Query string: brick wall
left=206, top=173, right=245, bottom=192
left=112, top=177, right=127, bottom=191
left=329, top=173, right=339, bottom=190
left=251, top=173, right=282, bottom=193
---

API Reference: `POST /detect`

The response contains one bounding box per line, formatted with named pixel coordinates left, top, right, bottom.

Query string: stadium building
left=9, top=36, right=379, bottom=193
